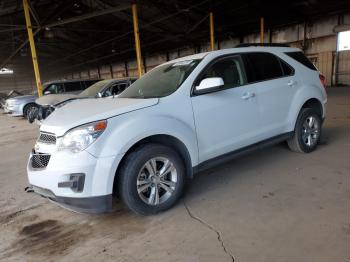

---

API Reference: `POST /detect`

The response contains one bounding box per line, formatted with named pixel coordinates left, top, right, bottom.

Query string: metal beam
left=23, top=0, right=43, bottom=97
left=260, top=17, right=265, bottom=43
left=132, top=4, right=143, bottom=78
left=45, top=5, right=130, bottom=28
left=28, top=0, right=41, bottom=26
left=210, top=12, right=215, bottom=51
left=0, top=28, right=40, bottom=69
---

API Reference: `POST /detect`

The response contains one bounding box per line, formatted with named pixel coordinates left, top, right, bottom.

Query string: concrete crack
left=183, top=200, right=235, bottom=262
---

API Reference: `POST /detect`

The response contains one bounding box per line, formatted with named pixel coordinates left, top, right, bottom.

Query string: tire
left=27, top=106, right=39, bottom=123
left=23, top=103, right=39, bottom=119
left=118, top=144, right=185, bottom=215
left=287, top=108, right=322, bottom=153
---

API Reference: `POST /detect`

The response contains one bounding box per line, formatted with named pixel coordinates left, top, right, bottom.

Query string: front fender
left=87, top=112, right=198, bottom=166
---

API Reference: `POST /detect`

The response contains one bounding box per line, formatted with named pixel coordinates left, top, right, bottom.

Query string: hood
left=36, top=94, right=78, bottom=106
left=41, top=97, right=159, bottom=136
left=7, top=94, right=37, bottom=102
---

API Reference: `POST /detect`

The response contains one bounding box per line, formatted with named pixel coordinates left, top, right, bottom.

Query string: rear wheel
left=118, top=144, right=185, bottom=215
left=287, top=108, right=322, bottom=153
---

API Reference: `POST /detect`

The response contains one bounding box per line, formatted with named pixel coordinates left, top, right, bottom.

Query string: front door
left=191, top=55, right=262, bottom=163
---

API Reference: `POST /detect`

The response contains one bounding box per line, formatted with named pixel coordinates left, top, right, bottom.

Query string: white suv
left=27, top=46, right=327, bottom=215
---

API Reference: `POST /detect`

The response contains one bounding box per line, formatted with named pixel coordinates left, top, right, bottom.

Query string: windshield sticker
left=172, top=60, right=194, bottom=67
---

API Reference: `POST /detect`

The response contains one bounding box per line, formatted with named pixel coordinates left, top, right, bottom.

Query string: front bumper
left=27, top=148, right=122, bottom=213
left=4, top=104, right=22, bottom=116
left=28, top=185, right=113, bottom=213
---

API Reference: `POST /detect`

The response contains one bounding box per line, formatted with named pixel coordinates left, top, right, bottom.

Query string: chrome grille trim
left=38, top=132, right=56, bottom=144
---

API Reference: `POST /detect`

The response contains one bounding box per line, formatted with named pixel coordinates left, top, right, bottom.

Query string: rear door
left=191, top=55, right=261, bottom=163
left=242, top=52, right=298, bottom=139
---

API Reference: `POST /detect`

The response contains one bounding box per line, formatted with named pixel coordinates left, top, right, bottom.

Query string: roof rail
left=235, top=43, right=290, bottom=48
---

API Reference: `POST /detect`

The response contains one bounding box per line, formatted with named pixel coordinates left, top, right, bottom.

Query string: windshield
left=78, top=80, right=111, bottom=97
left=119, top=59, right=201, bottom=98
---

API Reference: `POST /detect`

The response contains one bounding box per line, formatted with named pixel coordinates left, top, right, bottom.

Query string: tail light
left=319, top=73, right=326, bottom=89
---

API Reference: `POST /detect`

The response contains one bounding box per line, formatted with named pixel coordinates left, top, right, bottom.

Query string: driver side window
left=110, top=83, right=127, bottom=96
left=202, top=56, right=247, bottom=89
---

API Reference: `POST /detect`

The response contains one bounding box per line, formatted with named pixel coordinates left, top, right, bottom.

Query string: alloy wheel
left=136, top=157, right=177, bottom=206
left=302, top=116, right=320, bottom=147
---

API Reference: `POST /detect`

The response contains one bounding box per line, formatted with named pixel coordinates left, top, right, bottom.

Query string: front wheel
left=118, top=144, right=185, bottom=215
left=287, top=108, right=322, bottom=153
left=23, top=103, right=39, bottom=119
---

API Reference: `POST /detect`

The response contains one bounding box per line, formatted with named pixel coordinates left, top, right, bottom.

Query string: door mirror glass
left=195, top=77, right=224, bottom=94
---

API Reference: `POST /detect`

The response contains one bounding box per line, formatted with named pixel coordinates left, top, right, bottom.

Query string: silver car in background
left=4, top=79, right=99, bottom=118
left=29, top=78, right=136, bottom=123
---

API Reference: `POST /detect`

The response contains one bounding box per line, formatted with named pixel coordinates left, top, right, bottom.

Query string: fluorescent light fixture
left=0, top=68, right=14, bottom=74
left=337, top=30, right=350, bottom=51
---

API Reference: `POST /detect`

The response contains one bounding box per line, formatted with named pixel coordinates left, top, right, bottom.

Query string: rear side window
left=64, top=82, right=82, bottom=92
left=285, top=51, right=317, bottom=70
left=243, top=52, right=284, bottom=82
left=280, top=59, right=294, bottom=76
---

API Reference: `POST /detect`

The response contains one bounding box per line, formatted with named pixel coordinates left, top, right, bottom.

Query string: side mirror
left=44, top=90, right=51, bottom=95
left=194, top=77, right=224, bottom=95
left=96, top=92, right=102, bottom=98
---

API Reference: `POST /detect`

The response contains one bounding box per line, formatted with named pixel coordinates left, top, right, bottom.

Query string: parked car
left=28, top=78, right=137, bottom=123
left=27, top=46, right=327, bottom=215
left=4, top=79, right=99, bottom=117
left=0, top=90, right=23, bottom=109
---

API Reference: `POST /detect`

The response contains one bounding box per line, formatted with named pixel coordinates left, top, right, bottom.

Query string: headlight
left=58, top=120, right=107, bottom=153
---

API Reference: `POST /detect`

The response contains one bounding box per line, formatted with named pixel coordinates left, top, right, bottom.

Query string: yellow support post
left=23, top=0, right=43, bottom=97
left=260, top=17, right=265, bottom=44
left=209, top=12, right=215, bottom=51
left=132, top=4, right=143, bottom=78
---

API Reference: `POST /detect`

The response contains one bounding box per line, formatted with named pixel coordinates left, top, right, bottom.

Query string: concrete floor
left=0, top=87, right=349, bottom=262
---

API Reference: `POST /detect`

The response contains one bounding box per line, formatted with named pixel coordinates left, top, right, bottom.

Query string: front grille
left=31, top=154, right=51, bottom=169
left=38, top=132, right=56, bottom=144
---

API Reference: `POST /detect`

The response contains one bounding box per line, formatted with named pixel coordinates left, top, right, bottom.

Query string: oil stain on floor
left=0, top=218, right=92, bottom=259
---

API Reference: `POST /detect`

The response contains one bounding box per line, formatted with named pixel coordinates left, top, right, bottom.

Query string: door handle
left=287, top=80, right=296, bottom=86
left=241, top=92, right=255, bottom=100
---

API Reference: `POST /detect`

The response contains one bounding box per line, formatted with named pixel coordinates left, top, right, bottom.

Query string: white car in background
left=27, top=46, right=327, bottom=215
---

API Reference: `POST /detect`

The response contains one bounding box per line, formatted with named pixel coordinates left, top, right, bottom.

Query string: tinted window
left=200, top=56, right=247, bottom=88
left=110, top=83, right=127, bottom=95
left=285, top=51, right=317, bottom=70
left=244, top=53, right=283, bottom=82
left=280, top=59, right=294, bottom=76
left=64, top=82, right=82, bottom=92
left=44, top=83, right=64, bottom=94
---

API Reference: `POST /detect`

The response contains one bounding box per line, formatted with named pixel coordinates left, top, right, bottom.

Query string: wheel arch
left=288, top=93, right=325, bottom=132
left=22, top=102, right=38, bottom=115
left=112, top=134, right=193, bottom=195
left=301, top=98, right=323, bottom=117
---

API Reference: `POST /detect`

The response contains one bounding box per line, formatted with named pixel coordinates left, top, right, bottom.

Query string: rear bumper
left=30, top=185, right=113, bottom=213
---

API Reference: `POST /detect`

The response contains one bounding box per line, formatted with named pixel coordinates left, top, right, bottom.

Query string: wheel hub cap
left=302, top=116, right=320, bottom=147
left=137, top=157, right=177, bottom=206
